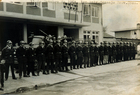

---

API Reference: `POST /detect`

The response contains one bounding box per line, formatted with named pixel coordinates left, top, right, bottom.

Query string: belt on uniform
left=23, top=55, right=25, bottom=56
left=41, top=53, right=44, bottom=55
left=32, top=55, right=34, bottom=56
left=10, top=55, right=12, bottom=57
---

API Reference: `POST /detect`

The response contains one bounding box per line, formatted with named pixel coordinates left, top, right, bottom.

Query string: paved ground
left=0, top=59, right=140, bottom=95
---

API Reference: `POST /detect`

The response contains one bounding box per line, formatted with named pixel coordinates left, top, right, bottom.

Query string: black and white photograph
left=0, top=0, right=140, bottom=95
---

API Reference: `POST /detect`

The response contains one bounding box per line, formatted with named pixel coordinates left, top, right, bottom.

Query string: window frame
left=92, top=6, right=99, bottom=18
left=83, top=4, right=90, bottom=16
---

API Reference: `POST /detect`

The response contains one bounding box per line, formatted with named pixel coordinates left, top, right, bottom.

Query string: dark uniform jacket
left=104, top=45, right=108, bottom=55
left=83, top=46, right=89, bottom=57
left=36, top=46, right=46, bottom=61
left=68, top=45, right=76, bottom=58
left=54, top=44, right=62, bottom=59
left=99, top=45, right=104, bottom=55
left=112, top=45, right=117, bottom=55
left=27, top=47, right=36, bottom=62
left=108, top=46, right=112, bottom=55
left=89, top=45, right=95, bottom=57
left=76, top=45, right=83, bottom=58
left=46, top=45, right=54, bottom=59
left=1, top=46, right=14, bottom=63
left=61, top=45, right=69, bottom=58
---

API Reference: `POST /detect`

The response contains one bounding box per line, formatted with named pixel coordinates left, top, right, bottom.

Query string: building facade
left=103, top=32, right=116, bottom=42
left=0, top=2, right=103, bottom=50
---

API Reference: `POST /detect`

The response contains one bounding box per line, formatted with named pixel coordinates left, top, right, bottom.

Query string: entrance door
left=64, top=28, right=79, bottom=41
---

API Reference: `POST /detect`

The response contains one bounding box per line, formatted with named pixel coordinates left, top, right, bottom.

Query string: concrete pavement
left=0, top=59, right=140, bottom=94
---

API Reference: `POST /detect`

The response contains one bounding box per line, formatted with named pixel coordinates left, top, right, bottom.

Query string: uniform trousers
left=5, top=63, right=16, bottom=79
left=18, top=57, right=27, bottom=77
left=77, top=57, right=83, bottom=68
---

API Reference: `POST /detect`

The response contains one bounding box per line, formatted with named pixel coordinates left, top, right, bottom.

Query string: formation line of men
left=0, top=38, right=137, bottom=90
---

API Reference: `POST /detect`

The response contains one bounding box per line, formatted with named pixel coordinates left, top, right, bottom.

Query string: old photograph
left=0, top=0, right=140, bottom=95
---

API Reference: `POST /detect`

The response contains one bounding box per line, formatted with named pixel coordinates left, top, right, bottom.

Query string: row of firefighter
left=1, top=37, right=137, bottom=79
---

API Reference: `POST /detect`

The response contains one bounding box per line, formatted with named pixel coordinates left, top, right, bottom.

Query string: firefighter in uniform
left=83, top=42, right=89, bottom=68
left=27, top=42, right=37, bottom=76
left=123, top=42, right=127, bottom=61
left=76, top=41, right=83, bottom=69
left=132, top=43, right=136, bottom=59
left=54, top=40, right=62, bottom=72
left=61, top=40, right=69, bottom=71
left=0, top=51, right=4, bottom=89
left=68, top=41, right=76, bottom=69
left=36, top=41, right=46, bottom=76
left=112, top=42, right=117, bottom=63
left=99, top=42, right=104, bottom=65
left=94, top=42, right=99, bottom=66
left=108, top=42, right=112, bottom=63
left=120, top=42, right=124, bottom=61
left=104, top=42, right=109, bottom=64
left=89, top=41, right=95, bottom=67
left=16, top=41, right=29, bottom=79
left=1, top=40, right=17, bottom=80
left=46, top=39, right=55, bottom=73
left=116, top=42, right=120, bottom=62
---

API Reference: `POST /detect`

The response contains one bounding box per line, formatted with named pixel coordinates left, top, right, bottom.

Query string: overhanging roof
left=114, top=28, right=140, bottom=33
left=103, top=32, right=115, bottom=38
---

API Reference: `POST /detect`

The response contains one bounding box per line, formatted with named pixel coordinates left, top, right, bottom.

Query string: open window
left=27, top=2, right=40, bottom=7
left=83, top=4, right=90, bottom=16
left=42, top=2, right=55, bottom=10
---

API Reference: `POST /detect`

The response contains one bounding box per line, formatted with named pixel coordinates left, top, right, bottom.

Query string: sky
left=103, top=2, right=140, bottom=35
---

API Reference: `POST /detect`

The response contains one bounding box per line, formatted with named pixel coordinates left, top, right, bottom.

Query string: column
left=23, top=24, right=28, bottom=43
left=79, top=27, right=83, bottom=40
left=57, top=26, right=64, bottom=39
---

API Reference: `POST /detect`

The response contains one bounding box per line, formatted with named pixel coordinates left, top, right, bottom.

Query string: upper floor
left=0, top=2, right=103, bottom=27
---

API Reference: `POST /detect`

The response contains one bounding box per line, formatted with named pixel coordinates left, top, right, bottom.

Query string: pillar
left=23, top=24, right=28, bottom=43
left=57, top=26, right=64, bottom=39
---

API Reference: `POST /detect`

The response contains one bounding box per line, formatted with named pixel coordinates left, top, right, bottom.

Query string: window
left=92, top=32, right=95, bottom=34
left=27, top=2, right=40, bottom=7
left=87, top=31, right=90, bottom=34
left=134, top=31, right=136, bottom=35
left=84, top=35, right=86, bottom=40
left=42, top=2, right=55, bottom=10
left=83, top=31, right=86, bottom=33
left=84, top=4, right=90, bottom=15
left=92, top=6, right=99, bottom=17
left=63, top=2, right=78, bottom=11
left=96, top=32, right=98, bottom=34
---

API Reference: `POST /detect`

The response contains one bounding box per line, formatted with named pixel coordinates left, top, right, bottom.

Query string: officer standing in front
left=36, top=41, right=47, bottom=76
left=16, top=41, right=29, bottom=79
left=68, top=41, right=76, bottom=70
left=1, top=40, right=17, bottom=80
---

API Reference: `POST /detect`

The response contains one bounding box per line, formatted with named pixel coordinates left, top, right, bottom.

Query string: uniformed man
left=89, top=41, right=95, bottom=67
left=94, top=42, right=99, bottom=66
left=54, top=40, right=62, bottom=72
left=76, top=41, right=83, bottom=69
left=16, top=41, right=29, bottom=79
left=46, top=39, right=55, bottom=73
left=0, top=51, right=4, bottom=90
left=120, top=42, right=124, bottom=61
left=1, top=40, right=17, bottom=80
left=27, top=42, right=37, bottom=76
left=104, top=42, right=109, bottom=64
left=61, top=40, right=69, bottom=71
left=132, top=43, right=136, bottom=59
left=99, top=42, right=104, bottom=65
left=36, top=41, right=46, bottom=76
left=68, top=41, right=76, bottom=69
left=123, top=42, right=127, bottom=61
left=112, top=42, right=117, bottom=63
left=83, top=42, right=89, bottom=68
left=116, top=42, right=119, bottom=62
left=108, top=42, right=112, bottom=63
